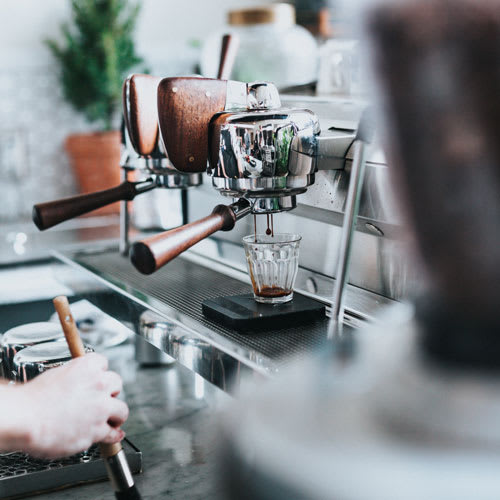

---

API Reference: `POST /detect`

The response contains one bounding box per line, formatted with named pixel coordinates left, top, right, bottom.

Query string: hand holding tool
left=53, top=296, right=142, bottom=500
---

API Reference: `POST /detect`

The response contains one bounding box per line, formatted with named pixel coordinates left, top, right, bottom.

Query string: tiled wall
left=0, top=66, right=89, bottom=223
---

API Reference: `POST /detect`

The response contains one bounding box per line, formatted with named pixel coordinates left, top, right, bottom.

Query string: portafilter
left=32, top=74, right=202, bottom=232
left=130, top=77, right=322, bottom=275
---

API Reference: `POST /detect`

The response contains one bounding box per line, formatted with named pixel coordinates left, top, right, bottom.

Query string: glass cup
left=243, top=233, right=302, bottom=304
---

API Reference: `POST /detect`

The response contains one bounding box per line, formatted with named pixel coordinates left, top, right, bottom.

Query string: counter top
left=27, top=341, right=230, bottom=500
left=0, top=217, right=121, bottom=267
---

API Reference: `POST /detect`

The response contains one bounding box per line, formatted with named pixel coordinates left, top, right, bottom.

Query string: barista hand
left=0, top=353, right=128, bottom=459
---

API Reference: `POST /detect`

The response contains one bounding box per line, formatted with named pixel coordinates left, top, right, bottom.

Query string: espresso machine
left=128, top=77, right=361, bottom=330
left=32, top=73, right=202, bottom=254
left=130, top=77, right=356, bottom=273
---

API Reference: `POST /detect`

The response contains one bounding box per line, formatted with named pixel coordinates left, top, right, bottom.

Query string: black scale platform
left=202, top=293, right=326, bottom=332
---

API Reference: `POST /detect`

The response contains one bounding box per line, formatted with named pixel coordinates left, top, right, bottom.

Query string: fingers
left=101, top=370, right=123, bottom=397
left=106, top=398, right=129, bottom=428
left=100, top=427, right=126, bottom=444
left=84, top=353, right=109, bottom=372
left=69, top=353, right=108, bottom=374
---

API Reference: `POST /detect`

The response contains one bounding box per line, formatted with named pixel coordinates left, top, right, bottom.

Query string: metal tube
left=327, top=139, right=368, bottom=339
left=120, top=166, right=131, bottom=256
left=103, top=449, right=135, bottom=492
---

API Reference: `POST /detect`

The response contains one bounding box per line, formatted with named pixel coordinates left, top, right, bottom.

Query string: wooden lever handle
left=123, top=74, right=162, bottom=157
left=53, top=296, right=122, bottom=459
left=53, top=296, right=86, bottom=357
left=33, top=181, right=152, bottom=231
left=130, top=204, right=237, bottom=274
left=217, top=34, right=239, bottom=80
left=157, top=77, right=227, bottom=173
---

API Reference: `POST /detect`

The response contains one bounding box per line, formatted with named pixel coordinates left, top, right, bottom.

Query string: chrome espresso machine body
left=130, top=78, right=358, bottom=275
left=208, top=82, right=320, bottom=213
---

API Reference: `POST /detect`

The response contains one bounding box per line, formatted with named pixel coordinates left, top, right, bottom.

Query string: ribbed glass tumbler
left=242, top=233, right=302, bottom=304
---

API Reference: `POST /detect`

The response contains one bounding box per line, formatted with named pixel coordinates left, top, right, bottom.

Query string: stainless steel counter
left=0, top=216, right=121, bottom=266
left=53, top=240, right=395, bottom=393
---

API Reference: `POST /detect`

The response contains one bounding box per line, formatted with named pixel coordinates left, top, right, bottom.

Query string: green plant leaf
left=46, top=0, right=145, bottom=131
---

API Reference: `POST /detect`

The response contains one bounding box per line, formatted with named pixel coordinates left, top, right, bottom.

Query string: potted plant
left=47, top=0, right=144, bottom=214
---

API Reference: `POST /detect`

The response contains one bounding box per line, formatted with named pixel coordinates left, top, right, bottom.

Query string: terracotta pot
left=65, top=130, right=122, bottom=216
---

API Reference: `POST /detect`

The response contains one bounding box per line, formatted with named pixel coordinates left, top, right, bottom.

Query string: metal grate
left=0, top=446, right=99, bottom=478
left=0, top=440, right=141, bottom=499
left=76, top=251, right=331, bottom=362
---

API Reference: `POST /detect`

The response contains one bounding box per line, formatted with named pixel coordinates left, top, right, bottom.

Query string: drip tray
left=202, top=293, right=326, bottom=332
left=0, top=439, right=141, bottom=499
left=66, top=250, right=332, bottom=364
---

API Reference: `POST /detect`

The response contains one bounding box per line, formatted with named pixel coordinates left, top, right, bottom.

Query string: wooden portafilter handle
left=53, top=296, right=142, bottom=500
left=33, top=180, right=156, bottom=231
left=130, top=199, right=251, bottom=275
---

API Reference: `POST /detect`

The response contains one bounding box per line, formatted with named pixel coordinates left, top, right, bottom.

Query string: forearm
left=0, top=383, right=34, bottom=453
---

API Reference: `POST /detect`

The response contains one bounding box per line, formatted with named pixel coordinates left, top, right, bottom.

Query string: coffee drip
left=253, top=214, right=275, bottom=242
left=266, top=214, right=274, bottom=237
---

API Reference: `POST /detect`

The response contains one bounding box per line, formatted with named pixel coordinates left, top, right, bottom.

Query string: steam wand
left=327, top=108, right=376, bottom=340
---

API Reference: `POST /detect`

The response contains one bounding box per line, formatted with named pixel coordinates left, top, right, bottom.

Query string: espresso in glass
left=243, top=233, right=301, bottom=304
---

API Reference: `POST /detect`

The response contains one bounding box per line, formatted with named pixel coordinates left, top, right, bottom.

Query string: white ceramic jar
left=201, top=4, right=318, bottom=89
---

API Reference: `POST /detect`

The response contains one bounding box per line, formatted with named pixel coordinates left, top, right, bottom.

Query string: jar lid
left=228, top=3, right=296, bottom=27
left=13, top=342, right=93, bottom=365
left=2, top=322, right=64, bottom=346
left=13, top=342, right=73, bottom=365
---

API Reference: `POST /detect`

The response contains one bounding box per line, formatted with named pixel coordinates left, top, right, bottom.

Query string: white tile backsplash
left=0, top=65, right=91, bottom=223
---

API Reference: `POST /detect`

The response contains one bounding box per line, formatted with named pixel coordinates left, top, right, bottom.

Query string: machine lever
left=32, top=179, right=157, bottom=231
left=130, top=198, right=251, bottom=275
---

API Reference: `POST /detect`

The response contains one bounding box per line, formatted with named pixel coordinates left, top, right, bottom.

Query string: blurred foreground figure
left=218, top=1, right=500, bottom=499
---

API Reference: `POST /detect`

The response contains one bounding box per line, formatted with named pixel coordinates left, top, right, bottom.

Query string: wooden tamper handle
left=33, top=179, right=156, bottom=231
left=53, top=296, right=141, bottom=499
left=53, top=296, right=121, bottom=458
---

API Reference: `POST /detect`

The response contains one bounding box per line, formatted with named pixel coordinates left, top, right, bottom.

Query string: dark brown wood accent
left=33, top=182, right=140, bottom=231
left=122, top=74, right=162, bottom=156
left=130, top=204, right=237, bottom=274
left=217, top=34, right=239, bottom=80
left=157, top=77, right=227, bottom=173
